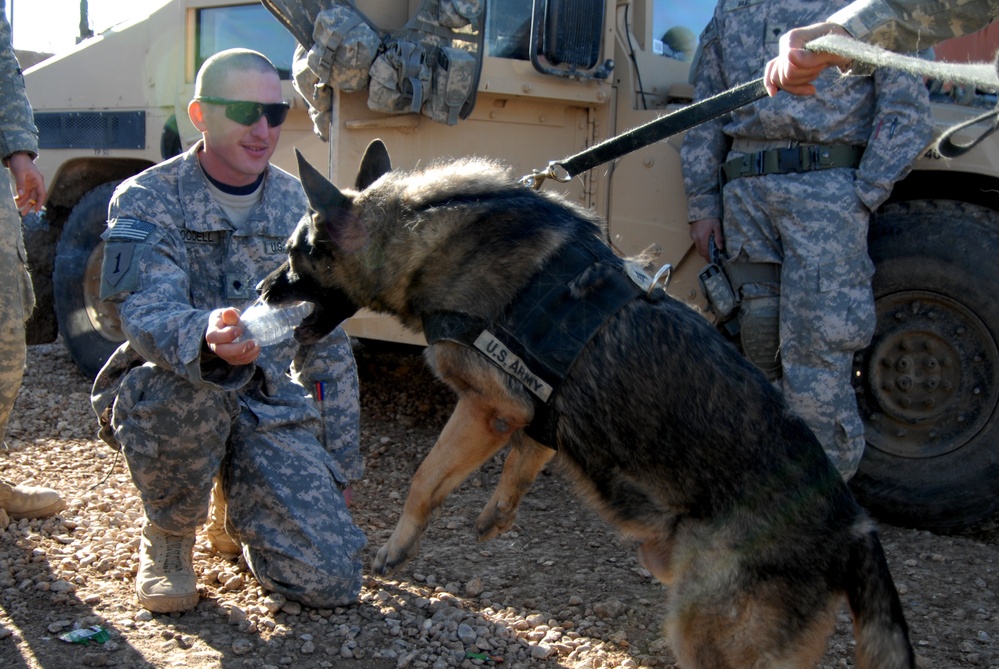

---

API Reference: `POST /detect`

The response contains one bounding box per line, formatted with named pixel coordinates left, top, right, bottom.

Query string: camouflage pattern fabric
left=0, top=0, right=39, bottom=445
left=682, top=0, right=935, bottom=479
left=293, top=43, right=333, bottom=141
left=90, top=142, right=365, bottom=607
left=307, top=5, right=380, bottom=94
left=439, top=0, right=483, bottom=30
left=828, top=0, right=999, bottom=53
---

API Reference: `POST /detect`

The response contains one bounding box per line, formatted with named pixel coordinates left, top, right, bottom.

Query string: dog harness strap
left=423, top=237, right=646, bottom=449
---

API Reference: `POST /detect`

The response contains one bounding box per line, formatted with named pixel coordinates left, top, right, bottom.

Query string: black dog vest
left=423, top=236, right=658, bottom=448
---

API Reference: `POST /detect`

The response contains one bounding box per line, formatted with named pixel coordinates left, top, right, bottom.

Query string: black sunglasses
left=196, top=97, right=290, bottom=127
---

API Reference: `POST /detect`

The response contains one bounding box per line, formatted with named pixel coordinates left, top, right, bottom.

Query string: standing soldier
left=0, top=0, right=65, bottom=521
left=682, top=0, right=935, bottom=480
left=90, top=49, right=366, bottom=613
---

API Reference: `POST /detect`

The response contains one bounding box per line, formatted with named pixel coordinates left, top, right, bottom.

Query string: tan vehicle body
left=21, top=0, right=999, bottom=533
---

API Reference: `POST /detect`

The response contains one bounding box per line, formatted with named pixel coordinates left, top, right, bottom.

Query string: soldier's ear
left=355, top=139, right=392, bottom=190
left=188, top=99, right=207, bottom=132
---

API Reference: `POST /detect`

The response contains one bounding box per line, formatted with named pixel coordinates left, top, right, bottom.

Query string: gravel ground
left=0, top=340, right=996, bottom=669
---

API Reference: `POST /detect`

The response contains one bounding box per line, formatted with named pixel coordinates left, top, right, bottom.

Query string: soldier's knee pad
left=739, top=296, right=782, bottom=381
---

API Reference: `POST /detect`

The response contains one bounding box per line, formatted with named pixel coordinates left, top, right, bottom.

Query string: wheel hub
left=84, top=240, right=125, bottom=341
left=856, top=291, right=999, bottom=459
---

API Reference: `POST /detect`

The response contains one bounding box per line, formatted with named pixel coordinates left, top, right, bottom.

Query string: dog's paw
left=372, top=533, right=422, bottom=576
left=475, top=501, right=517, bottom=542
left=372, top=544, right=399, bottom=576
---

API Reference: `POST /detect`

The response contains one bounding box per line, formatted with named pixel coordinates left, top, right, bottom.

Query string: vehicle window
left=652, top=0, right=714, bottom=62
left=486, top=0, right=532, bottom=60
left=196, top=4, right=297, bottom=79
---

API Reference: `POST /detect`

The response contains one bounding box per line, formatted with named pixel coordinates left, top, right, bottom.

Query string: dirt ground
left=0, top=340, right=996, bottom=669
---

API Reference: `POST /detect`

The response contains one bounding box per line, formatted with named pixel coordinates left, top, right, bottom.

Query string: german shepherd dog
left=259, top=141, right=915, bottom=669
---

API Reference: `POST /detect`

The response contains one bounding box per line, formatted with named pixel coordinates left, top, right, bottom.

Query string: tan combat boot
left=204, top=477, right=241, bottom=559
left=0, top=477, right=66, bottom=520
left=136, top=521, right=199, bottom=613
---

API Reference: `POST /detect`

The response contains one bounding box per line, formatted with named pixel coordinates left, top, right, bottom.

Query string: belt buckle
left=776, top=146, right=800, bottom=173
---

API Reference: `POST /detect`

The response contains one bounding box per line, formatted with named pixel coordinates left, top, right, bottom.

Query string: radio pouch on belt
left=698, top=236, right=739, bottom=324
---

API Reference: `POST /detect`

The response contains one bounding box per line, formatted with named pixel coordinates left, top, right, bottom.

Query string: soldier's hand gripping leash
left=522, top=33, right=999, bottom=190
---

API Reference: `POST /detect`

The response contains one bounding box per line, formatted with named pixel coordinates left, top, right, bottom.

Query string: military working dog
left=259, top=141, right=915, bottom=669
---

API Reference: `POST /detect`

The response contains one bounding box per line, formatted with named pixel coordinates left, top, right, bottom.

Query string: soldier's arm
left=102, top=184, right=254, bottom=388
left=853, top=66, right=935, bottom=212
left=0, top=16, right=37, bottom=155
left=681, top=16, right=730, bottom=227
left=766, top=0, right=999, bottom=95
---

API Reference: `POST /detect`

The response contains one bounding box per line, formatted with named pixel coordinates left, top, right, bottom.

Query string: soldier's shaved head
left=194, top=49, right=279, bottom=99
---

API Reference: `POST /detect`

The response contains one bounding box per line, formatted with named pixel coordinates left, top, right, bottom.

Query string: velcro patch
left=100, top=242, right=146, bottom=297
left=474, top=330, right=554, bottom=401
left=108, top=218, right=156, bottom=242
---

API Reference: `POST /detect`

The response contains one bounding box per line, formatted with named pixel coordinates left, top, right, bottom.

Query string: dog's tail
left=845, top=520, right=916, bottom=669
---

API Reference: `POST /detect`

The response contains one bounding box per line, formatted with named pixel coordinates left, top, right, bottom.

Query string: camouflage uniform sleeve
left=103, top=180, right=253, bottom=390
left=828, top=0, right=999, bottom=52
left=292, top=328, right=364, bottom=484
left=681, top=16, right=731, bottom=222
left=853, top=66, right=935, bottom=211
left=0, top=9, right=39, bottom=163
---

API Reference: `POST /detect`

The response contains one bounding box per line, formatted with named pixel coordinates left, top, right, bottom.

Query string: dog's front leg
left=373, top=394, right=528, bottom=575
left=476, top=433, right=554, bottom=541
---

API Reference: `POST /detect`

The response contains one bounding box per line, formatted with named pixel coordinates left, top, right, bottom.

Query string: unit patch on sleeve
left=100, top=239, right=150, bottom=298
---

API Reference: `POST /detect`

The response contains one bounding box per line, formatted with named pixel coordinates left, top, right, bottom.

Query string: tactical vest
left=264, top=0, right=485, bottom=127
left=422, top=235, right=662, bottom=449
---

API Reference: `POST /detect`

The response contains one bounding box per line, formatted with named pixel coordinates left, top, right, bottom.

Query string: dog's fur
left=259, top=141, right=915, bottom=669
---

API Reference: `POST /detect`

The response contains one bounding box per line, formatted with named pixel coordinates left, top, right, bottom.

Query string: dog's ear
left=296, top=148, right=350, bottom=217
left=355, top=139, right=392, bottom=190
left=295, top=149, right=367, bottom=253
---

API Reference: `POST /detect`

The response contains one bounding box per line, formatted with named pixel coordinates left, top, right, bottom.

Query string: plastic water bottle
left=236, top=301, right=314, bottom=346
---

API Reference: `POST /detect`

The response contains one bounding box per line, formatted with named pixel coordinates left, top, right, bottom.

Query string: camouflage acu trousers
left=0, top=170, right=35, bottom=444
left=110, top=364, right=366, bottom=608
left=723, top=167, right=876, bottom=480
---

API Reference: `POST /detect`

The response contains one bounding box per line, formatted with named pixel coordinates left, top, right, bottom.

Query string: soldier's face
left=195, top=69, right=284, bottom=187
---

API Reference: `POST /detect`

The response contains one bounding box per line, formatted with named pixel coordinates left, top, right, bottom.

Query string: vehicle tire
left=851, top=199, right=999, bottom=534
left=53, top=182, right=126, bottom=379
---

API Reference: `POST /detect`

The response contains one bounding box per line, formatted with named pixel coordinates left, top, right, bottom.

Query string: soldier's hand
left=8, top=152, right=47, bottom=215
left=206, top=307, right=261, bottom=366
left=690, top=218, right=723, bottom=261
left=764, top=22, right=853, bottom=96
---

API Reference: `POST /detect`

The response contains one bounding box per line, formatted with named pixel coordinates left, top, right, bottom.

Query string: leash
left=521, top=35, right=999, bottom=188
left=805, top=34, right=999, bottom=93
left=804, top=34, right=999, bottom=158
left=520, top=78, right=769, bottom=189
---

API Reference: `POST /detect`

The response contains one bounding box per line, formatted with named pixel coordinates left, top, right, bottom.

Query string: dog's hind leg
left=475, top=433, right=554, bottom=541
left=638, top=536, right=678, bottom=584
left=373, top=394, right=531, bottom=576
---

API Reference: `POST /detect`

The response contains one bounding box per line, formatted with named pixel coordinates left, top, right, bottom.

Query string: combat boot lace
left=136, top=521, right=199, bottom=613
left=0, top=477, right=66, bottom=520
left=204, top=478, right=241, bottom=559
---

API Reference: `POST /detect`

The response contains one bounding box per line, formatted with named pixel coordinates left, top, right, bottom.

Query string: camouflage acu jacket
left=0, top=0, right=39, bottom=163
left=829, top=0, right=999, bottom=52
left=682, top=0, right=935, bottom=221
left=98, top=142, right=362, bottom=480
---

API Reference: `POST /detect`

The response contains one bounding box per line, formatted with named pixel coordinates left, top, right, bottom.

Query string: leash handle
left=522, top=78, right=768, bottom=189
